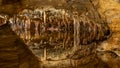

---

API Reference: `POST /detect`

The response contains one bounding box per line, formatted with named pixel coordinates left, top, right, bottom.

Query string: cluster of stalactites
left=74, top=13, right=111, bottom=45
left=7, top=8, right=75, bottom=42
left=0, top=8, right=111, bottom=45
left=9, top=8, right=74, bottom=32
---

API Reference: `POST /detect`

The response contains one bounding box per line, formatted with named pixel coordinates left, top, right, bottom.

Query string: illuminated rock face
left=95, top=1, right=120, bottom=67
left=98, top=0, right=120, bottom=24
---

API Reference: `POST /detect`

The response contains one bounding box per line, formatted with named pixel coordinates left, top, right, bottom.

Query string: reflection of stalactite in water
left=7, top=8, right=111, bottom=60
left=1, top=7, right=111, bottom=43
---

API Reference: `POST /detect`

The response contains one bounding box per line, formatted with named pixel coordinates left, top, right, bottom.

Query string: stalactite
left=73, top=13, right=80, bottom=52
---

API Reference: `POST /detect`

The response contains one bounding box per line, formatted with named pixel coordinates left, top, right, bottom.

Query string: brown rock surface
left=0, top=23, right=40, bottom=68
left=96, top=0, right=120, bottom=68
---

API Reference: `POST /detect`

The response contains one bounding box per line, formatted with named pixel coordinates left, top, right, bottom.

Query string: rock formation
left=0, top=22, right=40, bottom=68
left=0, top=0, right=120, bottom=68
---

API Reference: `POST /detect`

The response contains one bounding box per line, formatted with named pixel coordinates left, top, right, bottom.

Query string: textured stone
left=0, top=23, right=40, bottom=68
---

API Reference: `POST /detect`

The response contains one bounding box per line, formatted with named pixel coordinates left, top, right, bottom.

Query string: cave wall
left=97, top=0, right=120, bottom=31
left=96, top=1, right=120, bottom=68
left=0, top=23, right=41, bottom=68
